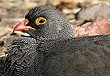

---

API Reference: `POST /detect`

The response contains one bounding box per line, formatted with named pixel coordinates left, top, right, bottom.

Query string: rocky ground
left=0, top=0, right=110, bottom=60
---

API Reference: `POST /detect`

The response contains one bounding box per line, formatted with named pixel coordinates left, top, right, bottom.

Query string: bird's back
left=42, top=35, right=110, bottom=76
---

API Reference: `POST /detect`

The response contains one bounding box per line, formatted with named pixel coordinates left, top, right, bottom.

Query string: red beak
left=13, top=19, right=35, bottom=33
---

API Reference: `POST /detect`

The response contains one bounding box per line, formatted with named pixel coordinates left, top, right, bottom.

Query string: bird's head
left=13, top=4, right=74, bottom=39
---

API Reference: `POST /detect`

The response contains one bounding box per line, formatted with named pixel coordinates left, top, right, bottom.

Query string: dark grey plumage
left=25, top=4, right=74, bottom=39
left=5, top=4, right=74, bottom=76
left=5, top=35, right=110, bottom=76
left=0, top=60, right=4, bottom=76
left=5, top=37, right=43, bottom=76
left=4, top=4, right=110, bottom=76
left=42, top=35, right=110, bottom=76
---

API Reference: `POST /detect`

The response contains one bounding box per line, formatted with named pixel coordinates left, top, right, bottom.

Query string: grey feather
left=5, top=37, right=44, bottom=76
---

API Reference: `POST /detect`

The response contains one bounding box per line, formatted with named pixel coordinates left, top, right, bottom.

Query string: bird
left=4, top=4, right=110, bottom=76
left=4, top=4, right=74, bottom=76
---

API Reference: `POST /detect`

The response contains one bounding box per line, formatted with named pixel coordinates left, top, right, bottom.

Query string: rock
left=75, top=3, right=110, bottom=25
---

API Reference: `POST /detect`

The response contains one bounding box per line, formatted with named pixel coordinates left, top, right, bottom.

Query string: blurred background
left=0, top=0, right=110, bottom=59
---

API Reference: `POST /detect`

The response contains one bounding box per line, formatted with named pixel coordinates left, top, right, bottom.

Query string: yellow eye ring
left=35, top=17, right=47, bottom=26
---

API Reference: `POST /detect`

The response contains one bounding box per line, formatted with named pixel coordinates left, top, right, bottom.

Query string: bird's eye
left=35, top=17, right=47, bottom=26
